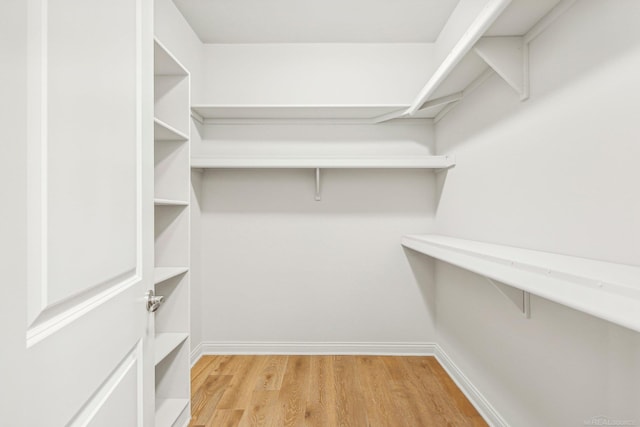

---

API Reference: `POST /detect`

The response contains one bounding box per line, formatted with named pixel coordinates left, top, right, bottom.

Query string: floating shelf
left=402, top=234, right=640, bottom=333
left=154, top=267, right=189, bottom=285
left=155, top=398, right=189, bottom=427
left=191, top=156, right=455, bottom=170
left=155, top=333, right=189, bottom=366
left=154, top=39, right=188, bottom=76
left=154, top=118, right=189, bottom=142
left=154, top=198, right=189, bottom=207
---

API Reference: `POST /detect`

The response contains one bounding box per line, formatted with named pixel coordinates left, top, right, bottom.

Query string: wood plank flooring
left=189, top=355, right=488, bottom=427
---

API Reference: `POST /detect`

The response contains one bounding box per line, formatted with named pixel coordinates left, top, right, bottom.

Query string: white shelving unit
left=402, top=234, right=640, bottom=333
left=153, top=37, right=191, bottom=427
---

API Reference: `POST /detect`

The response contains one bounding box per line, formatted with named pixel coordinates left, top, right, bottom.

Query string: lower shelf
left=402, top=234, right=640, bottom=332
left=155, top=398, right=189, bottom=427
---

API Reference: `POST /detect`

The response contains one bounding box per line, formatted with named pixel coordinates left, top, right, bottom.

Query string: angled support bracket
left=315, top=168, right=321, bottom=201
left=474, top=36, right=530, bottom=101
left=417, top=92, right=464, bottom=113
left=486, top=277, right=531, bottom=318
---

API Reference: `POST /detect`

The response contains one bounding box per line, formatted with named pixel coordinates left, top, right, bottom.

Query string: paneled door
left=21, top=0, right=155, bottom=425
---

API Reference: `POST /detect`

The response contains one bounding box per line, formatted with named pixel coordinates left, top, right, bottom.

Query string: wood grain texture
left=189, top=355, right=488, bottom=427
left=305, top=356, right=337, bottom=427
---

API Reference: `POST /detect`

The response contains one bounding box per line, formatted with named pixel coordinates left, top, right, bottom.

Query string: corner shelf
left=190, top=156, right=455, bottom=170
left=402, top=234, right=640, bottom=333
left=154, top=267, right=189, bottom=285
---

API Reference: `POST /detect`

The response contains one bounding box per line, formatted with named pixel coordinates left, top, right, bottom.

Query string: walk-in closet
left=3, top=0, right=639, bottom=426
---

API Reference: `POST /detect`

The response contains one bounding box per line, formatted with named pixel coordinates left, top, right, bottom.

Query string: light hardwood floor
left=189, top=355, right=488, bottom=427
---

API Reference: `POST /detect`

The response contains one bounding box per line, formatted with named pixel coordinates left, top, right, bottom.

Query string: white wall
left=196, top=121, right=439, bottom=347
left=193, top=40, right=443, bottom=348
left=433, top=1, right=640, bottom=425
left=198, top=167, right=438, bottom=346
left=202, top=43, right=434, bottom=105
left=192, top=120, right=438, bottom=159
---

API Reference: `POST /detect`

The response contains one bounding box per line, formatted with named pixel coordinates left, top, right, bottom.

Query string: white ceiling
left=172, top=0, right=461, bottom=44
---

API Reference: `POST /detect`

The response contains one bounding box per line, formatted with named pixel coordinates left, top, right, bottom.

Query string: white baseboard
left=434, top=345, right=509, bottom=427
left=197, top=341, right=437, bottom=356
left=189, top=340, right=508, bottom=427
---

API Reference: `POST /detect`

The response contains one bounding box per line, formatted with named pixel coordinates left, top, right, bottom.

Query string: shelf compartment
left=155, top=339, right=190, bottom=403
left=154, top=39, right=188, bottom=76
left=155, top=270, right=189, bottom=333
left=154, top=267, right=189, bottom=285
left=191, top=156, right=455, bottom=170
left=402, top=234, right=640, bottom=332
left=155, top=398, right=189, bottom=427
left=154, top=118, right=189, bottom=142
left=155, top=205, right=189, bottom=268
left=155, top=138, right=190, bottom=203
left=155, top=333, right=189, bottom=366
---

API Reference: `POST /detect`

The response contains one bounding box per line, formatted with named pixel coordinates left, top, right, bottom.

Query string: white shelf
left=191, top=156, right=455, bottom=170
left=154, top=39, right=188, bottom=76
left=155, top=333, right=189, bottom=366
left=155, top=398, right=189, bottom=427
left=154, top=267, right=189, bottom=285
left=402, top=234, right=640, bottom=333
left=154, top=118, right=189, bottom=142
left=154, top=198, right=189, bottom=207
left=190, top=104, right=437, bottom=124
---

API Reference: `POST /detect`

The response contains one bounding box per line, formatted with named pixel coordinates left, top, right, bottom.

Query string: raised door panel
left=31, top=0, right=139, bottom=320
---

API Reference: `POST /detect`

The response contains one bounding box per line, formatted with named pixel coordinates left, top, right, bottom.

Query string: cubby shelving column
left=153, top=38, right=191, bottom=427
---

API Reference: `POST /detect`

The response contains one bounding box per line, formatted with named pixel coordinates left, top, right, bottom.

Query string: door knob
left=145, top=290, right=164, bottom=313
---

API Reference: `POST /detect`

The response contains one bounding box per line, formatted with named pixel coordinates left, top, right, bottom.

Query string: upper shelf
left=402, top=234, right=640, bottom=333
left=189, top=1, right=573, bottom=125
left=190, top=105, right=436, bottom=124
left=191, top=155, right=455, bottom=170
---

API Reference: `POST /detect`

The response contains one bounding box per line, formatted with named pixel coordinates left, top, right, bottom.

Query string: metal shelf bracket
left=315, top=168, right=321, bottom=201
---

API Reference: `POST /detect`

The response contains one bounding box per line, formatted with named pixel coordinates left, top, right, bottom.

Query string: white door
left=3, top=0, right=154, bottom=425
